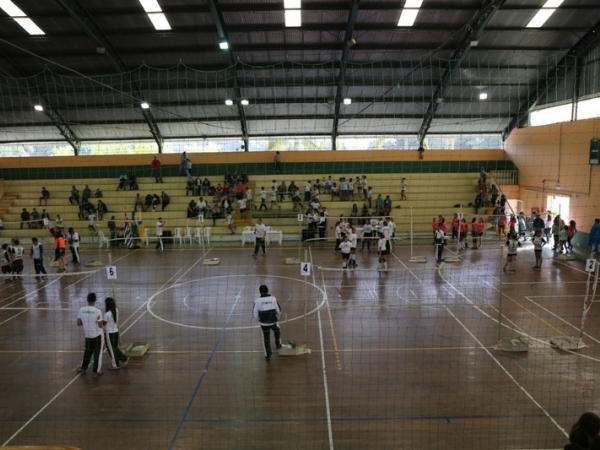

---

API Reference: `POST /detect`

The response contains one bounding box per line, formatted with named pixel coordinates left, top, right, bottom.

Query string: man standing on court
left=253, top=285, right=282, bottom=360
left=76, top=293, right=104, bottom=377
left=252, top=218, right=267, bottom=257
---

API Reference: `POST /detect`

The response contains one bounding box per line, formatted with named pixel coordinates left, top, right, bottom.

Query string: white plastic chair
left=193, top=227, right=203, bottom=245
left=174, top=227, right=183, bottom=244
left=183, top=227, right=193, bottom=244
left=98, top=230, right=110, bottom=248
left=203, top=227, right=211, bottom=244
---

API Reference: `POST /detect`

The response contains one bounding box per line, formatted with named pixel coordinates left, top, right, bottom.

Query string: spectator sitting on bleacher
left=211, top=202, right=223, bottom=226
left=17, top=209, right=31, bottom=229
left=331, top=183, right=341, bottom=200
left=117, top=174, right=128, bottom=191
left=128, top=173, right=138, bottom=190
left=187, top=200, right=197, bottom=219
left=202, top=178, right=211, bottom=196
left=39, top=187, right=50, bottom=206
left=214, top=183, right=224, bottom=200
left=69, top=185, right=80, bottom=204
left=360, top=202, right=370, bottom=218
left=31, top=208, right=40, bottom=229
left=94, top=188, right=103, bottom=198
left=78, top=201, right=95, bottom=220
left=350, top=204, right=359, bottom=220
left=96, top=200, right=107, bottom=220
left=324, top=176, right=333, bottom=194
left=143, top=194, right=153, bottom=212
left=82, top=185, right=92, bottom=204
left=151, top=193, right=160, bottom=211
left=185, top=175, right=195, bottom=196
left=160, top=191, right=170, bottom=211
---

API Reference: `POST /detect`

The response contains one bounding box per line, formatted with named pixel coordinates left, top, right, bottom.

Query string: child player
left=503, top=233, right=518, bottom=273
left=338, top=233, right=353, bottom=270
left=377, top=231, right=388, bottom=271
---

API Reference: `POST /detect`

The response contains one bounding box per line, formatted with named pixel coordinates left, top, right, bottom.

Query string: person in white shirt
left=252, top=284, right=282, bottom=360
left=88, top=212, right=96, bottom=232
left=76, top=293, right=104, bottom=377
left=237, top=197, right=247, bottom=219
left=9, top=238, right=24, bottom=281
left=226, top=212, right=235, bottom=234
left=258, top=187, right=268, bottom=211
left=304, top=181, right=312, bottom=202
left=348, top=227, right=358, bottom=268
left=334, top=220, right=343, bottom=252
left=503, top=233, right=519, bottom=273
left=361, top=219, right=374, bottom=253
left=67, top=227, right=81, bottom=264
left=325, top=176, right=333, bottom=194
left=245, top=187, right=255, bottom=210
left=103, top=297, right=129, bottom=370
left=252, top=218, right=268, bottom=257
left=377, top=231, right=389, bottom=271
left=339, top=234, right=353, bottom=269
left=400, top=178, right=407, bottom=200
left=30, top=237, right=47, bottom=280
left=361, top=176, right=368, bottom=199
left=155, top=217, right=165, bottom=251
left=270, top=187, right=280, bottom=210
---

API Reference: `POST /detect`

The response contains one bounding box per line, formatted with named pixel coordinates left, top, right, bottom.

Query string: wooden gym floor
left=0, top=237, right=598, bottom=450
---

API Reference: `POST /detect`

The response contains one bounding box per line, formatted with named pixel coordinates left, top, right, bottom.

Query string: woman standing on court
left=104, top=297, right=129, bottom=370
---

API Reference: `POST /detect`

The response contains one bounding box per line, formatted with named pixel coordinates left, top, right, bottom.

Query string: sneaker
left=276, top=344, right=282, bottom=350
left=510, top=270, right=516, bottom=273
left=76, top=365, right=86, bottom=374
left=262, top=253, right=266, bottom=256
left=107, top=364, right=119, bottom=370
left=93, top=370, right=104, bottom=377
left=120, top=358, right=129, bottom=368
left=252, top=254, right=257, bottom=257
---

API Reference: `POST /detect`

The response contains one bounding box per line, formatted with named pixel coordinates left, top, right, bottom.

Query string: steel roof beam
left=503, top=18, right=600, bottom=140
left=0, top=52, right=81, bottom=154
left=206, top=0, right=249, bottom=152
left=417, top=0, right=506, bottom=147
left=54, top=0, right=164, bottom=152
left=332, top=0, right=360, bottom=151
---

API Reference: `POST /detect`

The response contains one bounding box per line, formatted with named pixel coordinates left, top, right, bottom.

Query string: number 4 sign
left=586, top=259, right=597, bottom=273
left=106, top=265, right=118, bottom=280
left=301, top=262, right=311, bottom=276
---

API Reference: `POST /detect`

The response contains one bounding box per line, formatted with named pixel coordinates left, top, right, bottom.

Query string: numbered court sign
left=585, top=258, right=597, bottom=273
left=301, top=262, right=311, bottom=276
left=197, top=214, right=204, bottom=223
left=106, top=265, right=118, bottom=280
left=297, top=214, right=304, bottom=222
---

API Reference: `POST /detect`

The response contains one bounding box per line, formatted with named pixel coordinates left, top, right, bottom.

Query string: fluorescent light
left=526, top=8, right=555, bottom=28
left=241, top=99, right=249, bottom=106
left=285, top=9, right=301, bottom=27
left=0, top=0, right=25, bottom=17
left=148, top=12, right=171, bottom=30
left=343, top=98, right=352, bottom=105
left=219, top=41, right=229, bottom=50
left=543, top=0, right=564, bottom=7
left=139, top=0, right=162, bottom=13
left=397, top=9, right=419, bottom=27
left=14, top=17, right=44, bottom=35
left=404, top=0, right=423, bottom=7
left=34, top=104, right=43, bottom=112
left=479, top=92, right=488, bottom=100
left=225, top=99, right=233, bottom=106
left=140, top=102, right=150, bottom=109
left=284, top=0, right=301, bottom=8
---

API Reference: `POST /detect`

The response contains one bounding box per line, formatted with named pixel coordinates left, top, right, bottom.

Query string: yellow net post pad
left=124, top=342, right=150, bottom=357
left=278, top=342, right=311, bottom=356
left=492, top=336, right=529, bottom=352
left=203, top=258, right=220, bottom=265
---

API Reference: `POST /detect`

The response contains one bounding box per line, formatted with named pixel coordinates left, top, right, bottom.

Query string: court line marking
left=443, top=304, right=568, bottom=439
left=311, top=247, right=335, bottom=450
left=1, top=248, right=212, bottom=445
left=391, top=251, right=422, bottom=283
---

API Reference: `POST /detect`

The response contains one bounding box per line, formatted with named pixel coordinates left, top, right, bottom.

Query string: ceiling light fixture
left=14, top=17, right=45, bottom=35
left=140, top=102, right=150, bottom=109
left=479, top=92, right=488, bottom=100
left=139, top=0, right=162, bottom=13
left=34, top=104, right=44, bottom=112
left=219, top=41, right=229, bottom=50
left=241, top=99, right=249, bottom=106
left=343, top=98, right=352, bottom=105
left=284, top=0, right=301, bottom=8
left=225, top=99, right=233, bottom=106
left=0, top=0, right=25, bottom=17
left=285, top=9, right=301, bottom=27
left=147, top=12, right=171, bottom=30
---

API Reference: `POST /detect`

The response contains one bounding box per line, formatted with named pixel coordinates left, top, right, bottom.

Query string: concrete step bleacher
left=0, top=171, right=492, bottom=243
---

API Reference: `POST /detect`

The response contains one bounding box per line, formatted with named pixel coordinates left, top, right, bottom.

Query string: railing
left=489, top=169, right=518, bottom=186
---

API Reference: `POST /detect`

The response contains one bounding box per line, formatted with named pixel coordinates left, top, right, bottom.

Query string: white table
left=267, top=230, right=283, bottom=245
left=242, top=230, right=255, bottom=245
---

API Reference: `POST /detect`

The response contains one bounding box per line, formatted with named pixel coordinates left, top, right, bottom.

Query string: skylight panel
left=285, top=9, right=301, bottom=27
left=148, top=12, right=171, bottom=31
left=0, top=0, right=25, bottom=17
left=526, top=0, right=564, bottom=28
left=397, top=0, right=423, bottom=27
left=284, top=0, right=301, bottom=8
left=139, top=0, right=162, bottom=13
left=14, top=17, right=44, bottom=35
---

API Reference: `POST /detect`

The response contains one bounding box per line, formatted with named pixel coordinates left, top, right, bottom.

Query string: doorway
left=546, top=195, right=570, bottom=220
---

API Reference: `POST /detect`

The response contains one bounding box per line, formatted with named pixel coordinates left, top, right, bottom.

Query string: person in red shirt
left=151, top=156, right=163, bottom=183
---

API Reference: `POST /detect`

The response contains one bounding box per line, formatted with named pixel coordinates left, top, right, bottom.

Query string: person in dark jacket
left=252, top=284, right=282, bottom=360
left=565, top=412, right=600, bottom=449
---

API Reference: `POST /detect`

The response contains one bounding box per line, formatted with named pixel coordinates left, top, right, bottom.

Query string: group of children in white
left=334, top=216, right=395, bottom=271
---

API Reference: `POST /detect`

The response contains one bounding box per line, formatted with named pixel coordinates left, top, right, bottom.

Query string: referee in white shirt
left=252, top=218, right=268, bottom=257
left=252, top=285, right=282, bottom=360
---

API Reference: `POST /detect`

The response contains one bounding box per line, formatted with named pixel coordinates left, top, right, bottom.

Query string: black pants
left=261, top=323, right=281, bottom=358
left=105, top=332, right=128, bottom=367
left=33, top=258, right=46, bottom=275
left=253, top=237, right=266, bottom=256
left=436, top=241, right=444, bottom=261
left=81, top=335, right=103, bottom=373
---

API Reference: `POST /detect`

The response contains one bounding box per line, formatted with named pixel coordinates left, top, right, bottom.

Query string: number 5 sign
left=106, top=265, right=118, bottom=280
